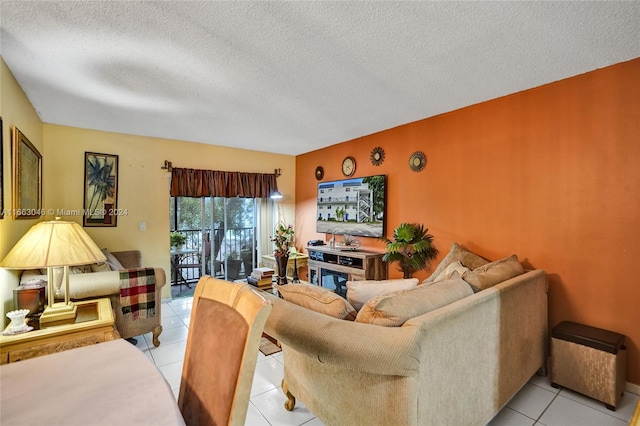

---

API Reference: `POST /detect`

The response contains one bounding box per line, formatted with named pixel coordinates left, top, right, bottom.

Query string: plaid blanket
left=120, top=268, right=156, bottom=321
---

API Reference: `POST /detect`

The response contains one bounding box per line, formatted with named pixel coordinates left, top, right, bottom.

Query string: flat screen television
left=316, top=174, right=386, bottom=238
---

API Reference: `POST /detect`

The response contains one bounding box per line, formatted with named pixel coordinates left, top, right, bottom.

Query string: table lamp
left=1, top=218, right=106, bottom=325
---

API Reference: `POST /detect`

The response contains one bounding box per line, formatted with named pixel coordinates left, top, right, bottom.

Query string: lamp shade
left=0, top=219, right=106, bottom=269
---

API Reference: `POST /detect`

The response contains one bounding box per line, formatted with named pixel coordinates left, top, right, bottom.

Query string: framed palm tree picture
left=83, top=152, right=118, bottom=227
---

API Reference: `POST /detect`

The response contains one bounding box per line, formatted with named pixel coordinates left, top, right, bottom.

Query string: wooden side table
left=631, top=398, right=640, bottom=426
left=261, top=254, right=309, bottom=281
left=550, top=321, right=627, bottom=410
left=0, top=298, right=120, bottom=364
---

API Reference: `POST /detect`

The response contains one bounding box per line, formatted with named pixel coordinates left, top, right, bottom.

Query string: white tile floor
left=130, top=297, right=638, bottom=426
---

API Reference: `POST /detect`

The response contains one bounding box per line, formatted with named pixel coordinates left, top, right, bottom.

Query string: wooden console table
left=262, top=253, right=309, bottom=280
left=306, top=246, right=387, bottom=296
left=0, top=298, right=119, bottom=364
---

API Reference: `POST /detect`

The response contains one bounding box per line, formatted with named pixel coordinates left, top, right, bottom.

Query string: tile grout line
left=568, top=393, right=636, bottom=424
left=533, top=391, right=560, bottom=425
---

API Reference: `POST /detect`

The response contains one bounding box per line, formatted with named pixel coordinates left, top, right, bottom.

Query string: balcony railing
left=171, top=227, right=258, bottom=285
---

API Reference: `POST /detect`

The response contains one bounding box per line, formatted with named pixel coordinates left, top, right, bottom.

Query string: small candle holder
left=6, top=309, right=30, bottom=332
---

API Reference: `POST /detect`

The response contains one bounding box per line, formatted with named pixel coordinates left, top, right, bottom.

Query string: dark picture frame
left=12, top=127, right=42, bottom=219
left=83, top=152, right=119, bottom=227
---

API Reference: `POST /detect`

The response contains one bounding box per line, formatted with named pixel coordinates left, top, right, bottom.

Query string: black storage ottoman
left=550, top=321, right=627, bottom=410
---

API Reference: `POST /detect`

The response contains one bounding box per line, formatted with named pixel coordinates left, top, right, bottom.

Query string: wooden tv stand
left=306, top=246, right=387, bottom=295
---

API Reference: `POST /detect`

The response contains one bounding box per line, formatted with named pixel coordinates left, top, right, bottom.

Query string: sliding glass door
left=170, top=197, right=273, bottom=285
left=205, top=197, right=257, bottom=282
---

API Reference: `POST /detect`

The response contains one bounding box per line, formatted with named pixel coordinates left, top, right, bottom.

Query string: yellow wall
left=0, top=58, right=44, bottom=319
left=1, top=57, right=295, bottom=321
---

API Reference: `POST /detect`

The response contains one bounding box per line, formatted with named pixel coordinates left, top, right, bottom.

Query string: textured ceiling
left=1, top=1, right=639, bottom=155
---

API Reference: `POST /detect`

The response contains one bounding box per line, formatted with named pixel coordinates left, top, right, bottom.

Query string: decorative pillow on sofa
left=346, top=278, right=419, bottom=311
left=431, top=261, right=470, bottom=284
left=276, top=283, right=357, bottom=321
left=423, top=242, right=489, bottom=284
left=70, top=265, right=92, bottom=274
left=90, top=262, right=111, bottom=273
left=355, top=272, right=473, bottom=327
left=461, top=254, right=524, bottom=292
left=102, top=249, right=124, bottom=271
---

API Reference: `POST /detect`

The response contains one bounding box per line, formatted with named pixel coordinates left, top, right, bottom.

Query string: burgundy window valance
left=170, top=167, right=279, bottom=199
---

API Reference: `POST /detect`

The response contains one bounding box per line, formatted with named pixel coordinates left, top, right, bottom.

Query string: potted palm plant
left=381, top=223, right=439, bottom=278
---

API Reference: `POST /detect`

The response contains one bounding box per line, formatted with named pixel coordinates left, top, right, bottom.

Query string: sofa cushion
left=431, top=261, right=470, bottom=283
left=102, top=249, right=125, bottom=271
left=70, top=265, right=92, bottom=274
left=346, top=278, right=419, bottom=311
left=91, top=262, right=111, bottom=273
left=462, top=254, right=524, bottom=292
left=423, top=242, right=489, bottom=284
left=276, top=283, right=357, bottom=321
left=355, top=272, right=473, bottom=326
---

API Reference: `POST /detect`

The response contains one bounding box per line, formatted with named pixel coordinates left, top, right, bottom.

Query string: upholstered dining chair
left=178, top=276, right=272, bottom=426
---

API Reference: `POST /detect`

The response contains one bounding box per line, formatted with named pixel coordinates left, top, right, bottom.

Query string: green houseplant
left=271, top=222, right=295, bottom=284
left=381, top=223, right=439, bottom=278
left=170, top=231, right=187, bottom=249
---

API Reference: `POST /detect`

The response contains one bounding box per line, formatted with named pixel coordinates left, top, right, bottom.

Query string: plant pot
left=226, top=260, right=242, bottom=280
left=241, top=252, right=254, bottom=276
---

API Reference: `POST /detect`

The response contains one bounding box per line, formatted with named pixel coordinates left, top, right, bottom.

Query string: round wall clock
left=341, top=156, right=356, bottom=177
left=370, top=147, right=385, bottom=166
left=315, top=166, right=324, bottom=180
left=409, top=151, right=427, bottom=172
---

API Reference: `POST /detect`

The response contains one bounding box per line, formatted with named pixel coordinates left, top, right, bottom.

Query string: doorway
left=170, top=196, right=271, bottom=297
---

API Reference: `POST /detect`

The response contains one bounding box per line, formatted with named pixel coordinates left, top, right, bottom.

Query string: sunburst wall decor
left=409, top=151, right=427, bottom=172
left=370, top=147, right=385, bottom=166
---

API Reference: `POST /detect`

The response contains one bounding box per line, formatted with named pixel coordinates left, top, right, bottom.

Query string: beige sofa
left=21, top=250, right=165, bottom=346
left=264, top=267, right=548, bottom=425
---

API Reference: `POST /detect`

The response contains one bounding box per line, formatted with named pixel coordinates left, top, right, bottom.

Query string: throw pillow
left=70, top=265, right=92, bottom=274
left=102, top=249, right=125, bottom=271
left=90, top=262, right=111, bottom=273
left=461, top=254, right=524, bottom=292
left=346, top=278, right=419, bottom=311
left=355, top=272, right=473, bottom=327
left=431, top=260, right=470, bottom=284
left=276, top=283, right=357, bottom=321
left=423, top=242, right=489, bottom=284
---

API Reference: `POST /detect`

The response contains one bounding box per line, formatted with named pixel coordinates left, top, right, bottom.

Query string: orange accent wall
left=296, top=58, right=640, bottom=385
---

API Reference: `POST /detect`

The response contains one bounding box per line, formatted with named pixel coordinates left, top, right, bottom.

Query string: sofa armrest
left=263, top=292, right=420, bottom=377
left=68, top=267, right=166, bottom=299
left=152, top=267, right=167, bottom=289
left=401, top=269, right=548, bottom=425
left=68, top=271, right=121, bottom=299
left=112, top=251, right=142, bottom=269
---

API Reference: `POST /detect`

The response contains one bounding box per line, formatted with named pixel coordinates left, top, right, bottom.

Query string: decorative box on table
left=550, top=321, right=627, bottom=410
left=13, top=280, right=46, bottom=316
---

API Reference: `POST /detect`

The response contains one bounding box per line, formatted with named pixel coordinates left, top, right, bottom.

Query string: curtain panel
left=170, top=168, right=278, bottom=199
